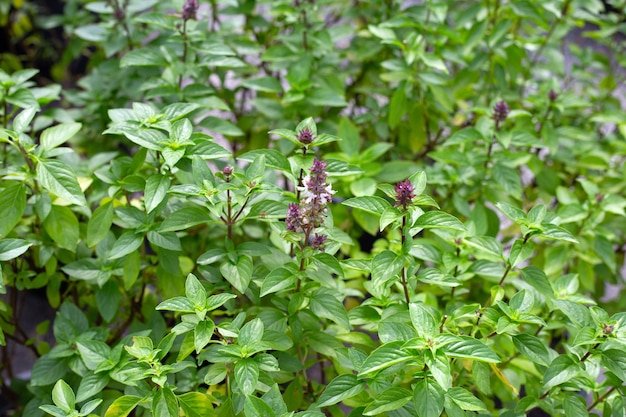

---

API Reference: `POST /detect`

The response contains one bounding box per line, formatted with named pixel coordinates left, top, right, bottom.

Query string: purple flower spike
left=285, top=159, right=335, bottom=250
left=493, top=101, right=510, bottom=124
left=286, top=203, right=303, bottom=232
left=297, top=127, right=314, bottom=145
left=310, top=234, right=327, bottom=251
left=394, top=180, right=415, bottom=210
left=182, top=0, right=199, bottom=21
left=548, top=89, right=558, bottom=102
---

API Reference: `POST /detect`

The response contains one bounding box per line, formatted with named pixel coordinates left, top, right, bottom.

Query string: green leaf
left=389, top=87, right=407, bottom=129
left=540, top=224, right=578, bottom=243
left=41, top=122, right=82, bottom=151
left=235, top=358, right=259, bottom=396
left=359, top=341, right=412, bottom=376
left=31, top=354, right=69, bottom=386
left=363, top=386, right=412, bottom=416
left=190, top=140, right=231, bottom=160
left=317, top=374, right=364, bottom=407
left=123, top=250, right=141, bottom=289
left=543, top=355, right=580, bottom=390
left=178, top=392, right=214, bottom=417
left=185, top=273, right=207, bottom=307
left=239, top=318, right=264, bottom=347
left=147, top=231, right=181, bottom=251
left=463, top=236, right=503, bottom=261
left=337, top=117, right=360, bottom=155
left=77, top=340, right=111, bottom=370
left=409, top=170, right=428, bottom=196
left=261, top=384, right=288, bottom=416
left=105, top=396, right=142, bottom=417
left=513, top=334, right=552, bottom=367
left=43, top=205, right=79, bottom=251
left=87, top=200, right=114, bottom=247
left=446, top=387, right=486, bottom=411
left=120, top=48, right=168, bottom=67
left=39, top=405, right=67, bottom=417
left=36, top=159, right=87, bottom=206
left=13, top=107, right=38, bottom=133
left=244, top=397, right=275, bottom=417
left=415, top=211, right=466, bottom=231
left=595, top=235, right=617, bottom=272
left=371, top=250, right=404, bottom=287
left=76, top=372, right=110, bottom=402
left=220, top=255, right=253, bottom=293
left=200, top=116, right=243, bottom=136
left=0, top=238, right=32, bottom=261
left=445, top=127, right=484, bottom=146
left=310, top=289, right=350, bottom=330
left=424, top=349, right=452, bottom=390
left=108, top=231, right=143, bottom=260
left=0, top=182, right=26, bottom=238
left=160, top=206, right=210, bottom=232
left=80, top=399, right=103, bottom=416
left=151, top=387, right=178, bottom=417
left=239, top=149, right=291, bottom=173
left=495, top=202, right=526, bottom=222
left=96, top=280, right=121, bottom=322
left=194, top=320, right=214, bottom=353
left=521, top=266, right=554, bottom=300
left=156, top=296, right=194, bottom=312
left=307, top=88, right=347, bottom=107
left=493, top=163, right=522, bottom=198
left=75, top=24, right=108, bottom=42
left=409, top=303, right=438, bottom=338
left=145, top=174, right=170, bottom=214
left=206, top=293, right=237, bottom=311
left=260, top=267, right=297, bottom=296
left=52, top=380, right=75, bottom=412
left=563, top=394, right=588, bottom=417
left=242, top=77, right=283, bottom=93
left=413, top=379, right=444, bottom=417
left=439, top=335, right=500, bottom=363
left=342, top=196, right=392, bottom=216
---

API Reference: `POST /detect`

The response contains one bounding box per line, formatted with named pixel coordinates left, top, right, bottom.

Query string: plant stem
left=400, top=216, right=410, bottom=304
left=498, top=263, right=512, bottom=286
left=226, top=189, right=233, bottom=240
left=300, top=3, right=309, bottom=50
left=580, top=342, right=600, bottom=362
left=588, top=386, right=617, bottom=411
left=178, top=19, right=189, bottom=89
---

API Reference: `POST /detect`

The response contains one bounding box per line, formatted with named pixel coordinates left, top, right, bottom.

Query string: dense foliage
left=1, top=0, right=626, bottom=416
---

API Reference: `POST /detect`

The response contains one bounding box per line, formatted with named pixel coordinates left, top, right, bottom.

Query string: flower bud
left=493, top=101, right=510, bottom=124
left=297, top=127, right=314, bottom=145
left=548, top=89, right=558, bottom=102
left=394, top=180, right=415, bottom=210
left=182, top=0, right=199, bottom=21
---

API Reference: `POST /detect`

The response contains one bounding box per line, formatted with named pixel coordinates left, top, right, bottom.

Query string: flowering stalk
left=178, top=0, right=199, bottom=89
left=295, top=127, right=314, bottom=199
left=395, top=179, right=415, bottom=304
left=219, top=166, right=250, bottom=240
left=485, top=100, right=509, bottom=167
left=286, top=159, right=334, bottom=291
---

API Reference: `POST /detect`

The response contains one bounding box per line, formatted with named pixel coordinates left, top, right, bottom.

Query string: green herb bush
left=1, top=0, right=626, bottom=416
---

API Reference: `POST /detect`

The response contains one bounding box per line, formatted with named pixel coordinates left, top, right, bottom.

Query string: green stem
left=226, top=189, right=233, bottom=240
left=178, top=19, right=189, bottom=90
left=588, top=386, right=617, bottom=412
left=400, top=216, right=410, bottom=304
left=580, top=343, right=600, bottom=362
left=498, top=263, right=512, bottom=286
